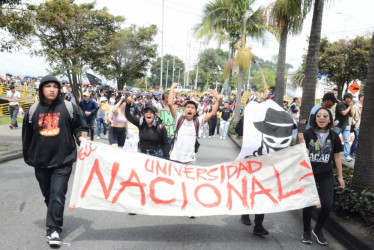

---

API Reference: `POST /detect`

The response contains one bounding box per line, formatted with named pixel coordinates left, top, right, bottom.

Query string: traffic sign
left=348, top=82, right=361, bottom=95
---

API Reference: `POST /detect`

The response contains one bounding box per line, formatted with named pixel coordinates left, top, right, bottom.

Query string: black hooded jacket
left=22, top=76, right=88, bottom=168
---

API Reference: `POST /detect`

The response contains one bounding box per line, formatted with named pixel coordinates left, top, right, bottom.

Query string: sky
left=0, top=0, right=373, bottom=78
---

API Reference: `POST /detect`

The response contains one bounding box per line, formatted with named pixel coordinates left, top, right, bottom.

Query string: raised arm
left=203, top=90, right=220, bottom=123
left=168, top=82, right=179, bottom=118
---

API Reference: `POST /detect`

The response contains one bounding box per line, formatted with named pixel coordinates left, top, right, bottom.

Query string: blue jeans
left=139, top=148, right=164, bottom=159
left=350, top=127, right=360, bottom=155
left=333, top=125, right=351, bottom=157
left=96, top=118, right=107, bottom=137
left=220, top=120, right=230, bottom=138
left=34, top=165, right=72, bottom=233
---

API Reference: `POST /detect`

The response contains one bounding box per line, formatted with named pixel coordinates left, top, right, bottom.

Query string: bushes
left=334, top=167, right=374, bottom=226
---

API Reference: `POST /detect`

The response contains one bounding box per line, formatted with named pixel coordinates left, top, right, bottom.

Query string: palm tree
left=298, top=0, right=325, bottom=132
left=291, top=65, right=305, bottom=87
left=263, top=0, right=311, bottom=106
left=195, top=0, right=266, bottom=119
left=352, top=31, right=374, bottom=192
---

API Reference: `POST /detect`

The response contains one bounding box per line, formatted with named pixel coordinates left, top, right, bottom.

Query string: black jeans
left=208, top=118, right=217, bottom=136
left=109, top=127, right=126, bottom=146
left=34, top=165, right=72, bottom=233
left=84, top=118, right=95, bottom=140
left=303, top=171, right=334, bottom=232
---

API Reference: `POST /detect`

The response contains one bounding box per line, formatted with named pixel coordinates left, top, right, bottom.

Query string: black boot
left=240, top=214, right=252, bottom=225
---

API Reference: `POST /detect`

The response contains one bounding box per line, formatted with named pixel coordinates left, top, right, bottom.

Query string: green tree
left=319, top=36, right=371, bottom=97
left=30, top=0, right=124, bottom=106
left=251, top=67, right=276, bottom=90
left=352, top=32, right=374, bottom=192
left=298, top=0, right=325, bottom=132
left=263, top=0, right=311, bottom=106
left=150, top=54, right=185, bottom=89
left=189, top=48, right=228, bottom=91
left=97, top=24, right=158, bottom=90
left=0, top=0, right=33, bottom=51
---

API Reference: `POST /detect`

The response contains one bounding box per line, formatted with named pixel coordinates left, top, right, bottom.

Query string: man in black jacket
left=22, top=75, right=88, bottom=246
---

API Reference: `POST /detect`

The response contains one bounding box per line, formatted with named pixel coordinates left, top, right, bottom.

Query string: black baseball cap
left=322, top=92, right=339, bottom=103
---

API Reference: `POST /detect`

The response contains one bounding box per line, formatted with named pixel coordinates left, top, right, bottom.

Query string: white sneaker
left=223, top=137, right=226, bottom=140
left=104, top=134, right=108, bottom=139
left=203, top=136, right=206, bottom=138
left=97, top=136, right=100, bottom=140
left=346, top=156, right=353, bottom=162
left=208, top=136, right=211, bottom=139
left=220, top=137, right=223, bottom=140
left=47, top=231, right=61, bottom=246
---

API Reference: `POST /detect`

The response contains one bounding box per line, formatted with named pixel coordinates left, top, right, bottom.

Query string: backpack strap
left=175, top=115, right=185, bottom=133
left=193, top=117, right=200, bottom=136
left=64, top=100, right=74, bottom=120
left=28, top=102, right=40, bottom=123
left=28, top=100, right=74, bottom=124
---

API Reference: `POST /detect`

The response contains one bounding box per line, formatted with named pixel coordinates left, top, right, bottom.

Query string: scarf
left=314, top=128, right=330, bottom=148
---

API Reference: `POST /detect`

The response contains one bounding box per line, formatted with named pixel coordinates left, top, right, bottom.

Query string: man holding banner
left=236, top=99, right=296, bottom=236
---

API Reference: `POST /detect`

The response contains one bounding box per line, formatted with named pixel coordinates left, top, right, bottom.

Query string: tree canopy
left=97, top=24, right=158, bottom=90
left=29, top=0, right=124, bottom=105
left=318, top=36, right=372, bottom=96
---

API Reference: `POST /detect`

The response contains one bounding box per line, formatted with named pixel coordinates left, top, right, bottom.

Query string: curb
left=228, top=132, right=374, bottom=250
left=0, top=150, right=23, bottom=163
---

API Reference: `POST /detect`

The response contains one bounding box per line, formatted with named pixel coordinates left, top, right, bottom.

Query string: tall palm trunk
left=275, top=23, right=288, bottom=106
left=298, top=0, right=324, bottom=132
left=352, top=32, right=374, bottom=192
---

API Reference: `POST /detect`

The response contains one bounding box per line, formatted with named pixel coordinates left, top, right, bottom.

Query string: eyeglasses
left=316, top=113, right=329, bottom=118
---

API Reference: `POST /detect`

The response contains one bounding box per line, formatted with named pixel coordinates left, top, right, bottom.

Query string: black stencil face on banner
left=253, top=108, right=294, bottom=156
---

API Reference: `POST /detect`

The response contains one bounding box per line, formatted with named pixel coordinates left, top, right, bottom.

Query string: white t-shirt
left=170, top=112, right=204, bottom=163
left=7, top=90, right=21, bottom=106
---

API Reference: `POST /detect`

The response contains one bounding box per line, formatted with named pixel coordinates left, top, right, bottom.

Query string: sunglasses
left=316, top=113, right=329, bottom=118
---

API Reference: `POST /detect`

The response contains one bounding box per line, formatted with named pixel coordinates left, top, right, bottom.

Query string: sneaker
left=346, top=156, right=353, bottom=162
left=220, top=137, right=223, bottom=140
left=312, top=229, right=327, bottom=245
left=188, top=216, right=195, bottom=219
left=223, top=137, right=226, bottom=140
left=351, top=153, right=356, bottom=159
left=208, top=136, right=211, bottom=139
left=97, top=136, right=100, bottom=140
left=9, top=124, right=14, bottom=129
left=104, top=134, right=108, bottom=139
left=47, top=231, right=61, bottom=246
left=253, top=225, right=269, bottom=236
left=240, top=215, right=252, bottom=226
left=203, top=136, right=206, bottom=138
left=302, top=231, right=312, bottom=244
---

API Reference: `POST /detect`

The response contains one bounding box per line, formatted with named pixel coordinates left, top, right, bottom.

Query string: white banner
left=69, top=140, right=319, bottom=216
left=237, top=100, right=296, bottom=160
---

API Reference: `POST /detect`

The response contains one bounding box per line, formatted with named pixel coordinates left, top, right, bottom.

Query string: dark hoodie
left=22, top=75, right=88, bottom=168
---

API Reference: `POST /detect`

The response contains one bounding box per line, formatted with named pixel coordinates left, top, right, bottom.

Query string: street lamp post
left=178, top=67, right=181, bottom=83
left=165, top=60, right=170, bottom=90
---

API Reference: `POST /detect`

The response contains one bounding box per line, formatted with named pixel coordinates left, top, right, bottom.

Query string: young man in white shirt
left=168, top=82, right=220, bottom=163
left=7, top=85, right=22, bottom=129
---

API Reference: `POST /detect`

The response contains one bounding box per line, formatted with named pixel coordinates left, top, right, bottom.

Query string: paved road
left=0, top=135, right=347, bottom=249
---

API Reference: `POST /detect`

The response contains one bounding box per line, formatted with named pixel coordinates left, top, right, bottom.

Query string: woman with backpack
left=125, top=94, right=169, bottom=159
